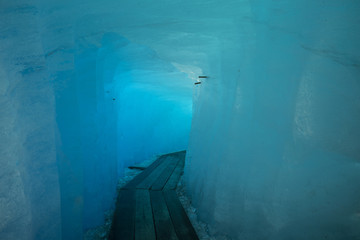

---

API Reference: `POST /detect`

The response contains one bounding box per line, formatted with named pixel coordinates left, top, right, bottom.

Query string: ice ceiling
left=1, top=0, right=360, bottom=240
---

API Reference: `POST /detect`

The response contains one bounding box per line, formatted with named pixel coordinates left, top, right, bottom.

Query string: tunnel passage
left=1, top=1, right=360, bottom=240
left=110, top=151, right=199, bottom=240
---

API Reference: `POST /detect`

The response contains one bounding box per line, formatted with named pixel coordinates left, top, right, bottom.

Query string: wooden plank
left=160, top=150, right=186, bottom=158
left=128, top=166, right=146, bottom=170
left=135, top=190, right=156, bottom=240
left=109, top=190, right=136, bottom=240
left=163, top=190, right=199, bottom=240
left=151, top=156, right=179, bottom=190
left=136, top=157, right=173, bottom=189
left=150, top=191, right=178, bottom=240
left=163, top=157, right=185, bottom=191
left=123, top=156, right=166, bottom=189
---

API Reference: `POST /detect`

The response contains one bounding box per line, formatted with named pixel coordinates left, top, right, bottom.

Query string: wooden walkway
left=109, top=151, right=199, bottom=240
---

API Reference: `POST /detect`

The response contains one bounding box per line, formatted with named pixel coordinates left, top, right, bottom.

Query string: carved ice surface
left=0, top=0, right=359, bottom=240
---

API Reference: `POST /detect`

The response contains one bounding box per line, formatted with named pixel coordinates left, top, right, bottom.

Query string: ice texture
left=1, top=0, right=360, bottom=240
left=0, top=1, right=192, bottom=239
left=183, top=2, right=360, bottom=240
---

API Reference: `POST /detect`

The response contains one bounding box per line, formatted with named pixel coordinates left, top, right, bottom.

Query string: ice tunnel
left=1, top=0, right=360, bottom=240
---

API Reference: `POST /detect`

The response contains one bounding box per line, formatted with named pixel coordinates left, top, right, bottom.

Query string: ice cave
left=0, top=1, right=359, bottom=240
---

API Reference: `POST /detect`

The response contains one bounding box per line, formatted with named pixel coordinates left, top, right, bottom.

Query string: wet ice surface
left=84, top=156, right=158, bottom=240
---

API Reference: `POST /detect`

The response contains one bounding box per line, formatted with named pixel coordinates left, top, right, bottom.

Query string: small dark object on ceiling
left=128, top=166, right=146, bottom=170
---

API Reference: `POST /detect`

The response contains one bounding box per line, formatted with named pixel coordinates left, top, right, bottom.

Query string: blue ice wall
left=1, top=0, right=359, bottom=240
left=0, top=1, right=193, bottom=239
left=185, top=1, right=360, bottom=240
left=0, top=2, right=61, bottom=240
left=51, top=31, right=192, bottom=238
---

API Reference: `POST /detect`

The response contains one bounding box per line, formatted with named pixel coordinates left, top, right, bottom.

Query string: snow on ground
left=176, top=177, right=229, bottom=240
left=176, top=178, right=215, bottom=240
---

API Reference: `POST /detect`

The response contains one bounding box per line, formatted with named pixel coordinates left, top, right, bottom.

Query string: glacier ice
left=0, top=1, right=192, bottom=239
left=184, top=1, right=360, bottom=240
left=1, top=0, right=360, bottom=240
